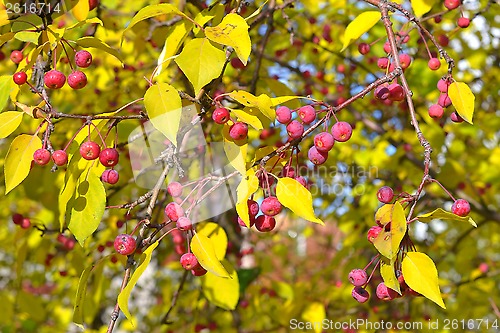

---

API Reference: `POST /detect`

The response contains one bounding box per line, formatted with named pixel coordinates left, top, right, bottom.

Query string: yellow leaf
left=155, top=21, right=193, bottom=77
left=0, top=75, right=13, bottom=111
left=47, top=26, right=65, bottom=50
left=0, top=32, right=17, bottom=47
left=0, top=111, right=23, bottom=138
left=201, top=259, right=239, bottom=310
left=231, top=107, right=264, bottom=130
left=4, top=134, right=42, bottom=194
left=411, top=0, right=435, bottom=17
left=416, top=208, right=476, bottom=227
left=372, top=202, right=407, bottom=262
left=14, top=31, right=41, bottom=44
left=223, top=134, right=248, bottom=175
left=122, top=4, right=189, bottom=38
left=302, top=302, right=326, bottom=333
left=402, top=252, right=446, bottom=309
left=174, top=38, right=225, bottom=95
left=270, top=95, right=306, bottom=106
left=228, top=90, right=275, bottom=120
left=118, top=241, right=160, bottom=325
left=66, top=17, right=103, bottom=30
left=196, top=222, right=228, bottom=260
left=448, top=81, right=475, bottom=124
left=341, top=11, right=380, bottom=51
left=380, top=259, right=401, bottom=295
left=191, top=233, right=230, bottom=278
left=72, top=0, right=89, bottom=21
left=15, top=101, right=46, bottom=118
left=77, top=36, right=123, bottom=62
left=0, top=1, right=10, bottom=27
left=276, top=177, right=324, bottom=224
left=205, top=13, right=251, bottom=65
left=236, top=168, right=259, bottom=228
left=143, top=82, right=182, bottom=147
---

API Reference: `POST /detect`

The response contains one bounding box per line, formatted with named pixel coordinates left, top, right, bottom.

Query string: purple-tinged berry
left=286, top=120, right=304, bottom=139
left=314, top=132, right=335, bottom=153
left=276, top=106, right=292, bottom=124
left=297, top=105, right=316, bottom=124
left=101, top=169, right=119, bottom=184
left=331, top=121, right=353, bottom=142
left=308, top=146, right=328, bottom=165
left=352, top=286, right=370, bottom=303
left=261, top=196, right=282, bottom=216
left=348, top=269, right=368, bottom=287
left=255, top=215, right=276, bottom=232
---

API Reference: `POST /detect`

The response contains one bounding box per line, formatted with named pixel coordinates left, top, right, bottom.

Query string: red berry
left=13, top=72, right=28, bottom=85
left=388, top=83, right=405, bottom=101
left=358, top=43, right=370, bottom=55
left=191, top=265, right=207, bottom=276
left=101, top=169, right=119, bottom=184
left=438, top=34, right=450, bottom=47
left=438, top=94, right=452, bottom=108
left=229, top=122, right=248, bottom=140
left=75, top=50, right=93, bottom=67
left=238, top=216, right=255, bottom=228
left=167, top=182, right=183, bottom=197
left=298, top=105, right=316, bottom=124
left=52, top=150, right=68, bottom=166
left=374, top=85, right=390, bottom=100
left=176, top=216, right=192, bottom=231
left=457, top=17, right=470, bottom=28
left=230, top=57, right=245, bottom=69
left=367, top=225, right=383, bottom=243
left=255, top=215, right=276, bottom=232
left=67, top=71, right=87, bottom=89
left=308, top=146, right=328, bottom=165
left=33, top=148, right=51, bottom=165
left=450, top=111, right=464, bottom=123
left=399, top=53, right=412, bottom=69
left=99, top=148, right=119, bottom=167
left=212, top=107, right=230, bottom=124
left=376, top=282, right=399, bottom=300
left=44, top=70, right=66, bottom=89
left=276, top=106, right=292, bottom=124
left=295, top=176, right=307, bottom=187
left=377, top=186, right=394, bottom=203
left=331, top=121, right=353, bottom=142
left=79, top=141, right=101, bottom=160
left=12, top=213, right=24, bottom=225
left=10, top=50, right=23, bottom=64
left=89, top=0, right=99, bottom=11
left=165, top=202, right=184, bottom=222
left=286, top=120, right=304, bottom=139
left=428, top=104, right=444, bottom=119
left=352, top=286, right=370, bottom=303
left=377, top=57, right=389, bottom=69
left=451, top=199, right=470, bottom=216
left=261, top=196, right=282, bottom=216
left=314, top=132, right=335, bottom=153
left=114, top=234, right=136, bottom=255
left=180, top=253, right=198, bottom=270
left=444, top=0, right=461, bottom=10
left=247, top=199, right=259, bottom=217
left=437, top=79, right=450, bottom=93
left=428, top=58, right=441, bottom=71
left=20, top=218, right=31, bottom=229
left=348, top=269, right=368, bottom=287
left=281, top=165, right=295, bottom=178
left=383, top=41, right=391, bottom=53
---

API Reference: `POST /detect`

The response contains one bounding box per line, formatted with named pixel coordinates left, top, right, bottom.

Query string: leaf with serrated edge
left=417, top=208, right=476, bottom=227
left=448, top=81, right=475, bottom=124
left=276, top=177, right=324, bottom=224
left=174, top=38, right=225, bottom=95
left=205, top=13, right=251, bottom=64
left=201, top=259, right=239, bottom=310
left=402, top=252, right=446, bottom=309
left=118, top=241, right=159, bottom=325
left=196, top=222, right=228, bottom=260
left=144, top=82, right=182, bottom=147
left=0, top=111, right=23, bottom=138
left=191, top=233, right=230, bottom=278
left=373, top=202, right=407, bottom=262
left=380, top=258, right=401, bottom=294
left=4, top=134, right=42, bottom=194
left=341, top=11, right=380, bottom=51
left=236, top=169, right=259, bottom=228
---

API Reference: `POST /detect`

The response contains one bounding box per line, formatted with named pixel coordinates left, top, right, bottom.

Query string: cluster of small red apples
left=350, top=185, right=471, bottom=304
left=12, top=49, right=92, bottom=90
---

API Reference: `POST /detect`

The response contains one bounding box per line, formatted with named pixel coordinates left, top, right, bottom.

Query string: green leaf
left=276, top=177, right=324, bottom=224
left=411, top=0, right=435, bottom=17
left=143, top=82, right=182, bottom=147
left=380, top=259, right=401, bottom=295
left=0, top=75, right=13, bottom=112
left=122, top=4, right=189, bottom=38
left=416, top=208, right=476, bottom=227
left=448, top=81, right=475, bottom=124
left=67, top=165, right=106, bottom=245
left=341, top=11, right=380, bottom=51
left=191, top=233, right=230, bottom=278
left=196, top=222, right=228, bottom=260
left=402, top=252, right=446, bottom=309
left=236, top=168, right=259, bottom=228
left=14, top=31, right=41, bottom=44
left=118, top=241, right=159, bottom=324
left=174, top=38, right=225, bottom=95
left=0, top=111, right=23, bottom=138
left=227, top=90, right=275, bottom=120
left=372, top=202, right=407, bottom=262
left=201, top=259, right=239, bottom=310
left=205, top=13, right=251, bottom=65
left=155, top=21, right=193, bottom=77
left=302, top=302, right=326, bottom=333
left=73, top=256, right=108, bottom=328
left=4, top=134, right=42, bottom=194
left=77, top=36, right=123, bottom=62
